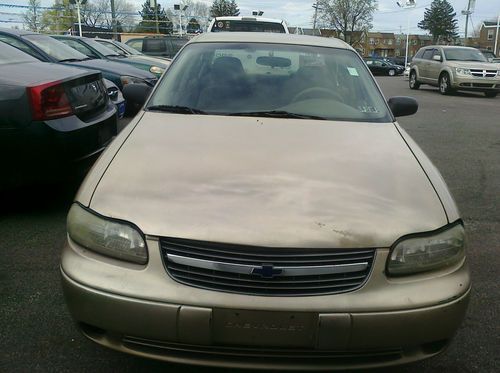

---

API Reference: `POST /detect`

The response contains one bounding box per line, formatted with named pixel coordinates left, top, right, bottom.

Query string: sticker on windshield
left=347, top=67, right=359, bottom=76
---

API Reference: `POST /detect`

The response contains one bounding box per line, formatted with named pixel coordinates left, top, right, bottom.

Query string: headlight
left=149, top=66, right=165, bottom=75
left=120, top=75, right=146, bottom=86
left=455, top=67, right=472, bottom=76
left=67, top=203, right=147, bottom=264
left=387, top=224, right=465, bottom=276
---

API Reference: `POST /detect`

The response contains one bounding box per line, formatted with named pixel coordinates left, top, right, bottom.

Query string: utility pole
left=150, top=0, right=159, bottom=34
left=495, top=14, right=500, bottom=56
left=312, top=2, right=319, bottom=35
left=110, top=0, right=117, bottom=38
left=462, top=0, right=475, bottom=46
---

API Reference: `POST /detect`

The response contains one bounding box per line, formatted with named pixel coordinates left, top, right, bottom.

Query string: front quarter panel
left=75, top=112, right=145, bottom=206
left=394, top=123, right=460, bottom=223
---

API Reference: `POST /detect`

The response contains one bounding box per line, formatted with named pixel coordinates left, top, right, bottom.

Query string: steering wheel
left=291, top=87, right=344, bottom=103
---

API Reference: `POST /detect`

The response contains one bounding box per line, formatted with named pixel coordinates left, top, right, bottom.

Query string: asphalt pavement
left=0, top=78, right=499, bottom=372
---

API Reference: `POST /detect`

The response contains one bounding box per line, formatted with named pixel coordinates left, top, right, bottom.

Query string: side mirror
left=388, top=96, right=418, bottom=117
left=122, top=83, right=152, bottom=115
left=432, top=55, right=442, bottom=62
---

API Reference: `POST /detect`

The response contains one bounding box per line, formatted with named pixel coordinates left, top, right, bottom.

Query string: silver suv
left=409, top=45, right=500, bottom=98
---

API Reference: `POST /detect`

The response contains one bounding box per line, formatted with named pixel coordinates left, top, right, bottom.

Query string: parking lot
left=1, top=76, right=499, bottom=372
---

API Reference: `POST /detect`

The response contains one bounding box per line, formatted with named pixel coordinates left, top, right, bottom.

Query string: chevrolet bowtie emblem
left=252, top=264, right=283, bottom=278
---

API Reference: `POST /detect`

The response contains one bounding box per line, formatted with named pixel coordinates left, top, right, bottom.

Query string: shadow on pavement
left=0, top=176, right=83, bottom=216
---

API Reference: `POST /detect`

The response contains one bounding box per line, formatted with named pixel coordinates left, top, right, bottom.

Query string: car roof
left=0, top=27, right=37, bottom=36
left=212, top=16, right=285, bottom=23
left=189, top=32, right=352, bottom=50
left=424, top=45, right=479, bottom=50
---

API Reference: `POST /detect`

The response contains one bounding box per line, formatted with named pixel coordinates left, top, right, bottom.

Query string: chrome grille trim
left=470, top=69, right=498, bottom=78
left=160, top=237, right=375, bottom=296
left=168, top=254, right=368, bottom=276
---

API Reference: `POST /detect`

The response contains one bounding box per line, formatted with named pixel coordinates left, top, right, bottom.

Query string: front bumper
left=451, top=75, right=500, bottom=91
left=60, top=237, right=470, bottom=370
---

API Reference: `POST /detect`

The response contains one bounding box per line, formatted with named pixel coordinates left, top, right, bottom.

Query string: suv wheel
left=484, top=91, right=498, bottom=98
left=409, top=71, right=420, bottom=90
left=439, top=73, right=453, bottom=95
left=388, top=69, right=396, bottom=76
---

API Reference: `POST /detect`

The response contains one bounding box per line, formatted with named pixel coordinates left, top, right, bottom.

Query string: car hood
left=446, top=60, right=499, bottom=70
left=66, top=59, right=156, bottom=79
left=124, top=55, right=170, bottom=68
left=89, top=113, right=448, bottom=248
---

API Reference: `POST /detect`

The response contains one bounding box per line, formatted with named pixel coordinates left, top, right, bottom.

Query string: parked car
left=207, top=16, right=289, bottom=33
left=410, top=45, right=500, bottom=97
left=51, top=35, right=169, bottom=78
left=0, top=41, right=116, bottom=190
left=125, top=36, right=189, bottom=58
left=477, top=48, right=496, bottom=62
left=0, top=28, right=157, bottom=91
left=386, top=56, right=411, bottom=66
left=103, top=79, right=126, bottom=119
left=364, top=58, right=405, bottom=76
left=62, top=33, right=469, bottom=370
left=94, top=38, right=171, bottom=63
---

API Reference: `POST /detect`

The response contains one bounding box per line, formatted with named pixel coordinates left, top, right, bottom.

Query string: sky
left=0, top=0, right=499, bottom=36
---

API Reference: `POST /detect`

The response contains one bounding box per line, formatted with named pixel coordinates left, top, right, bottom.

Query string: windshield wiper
left=58, top=58, right=84, bottom=62
left=229, top=110, right=326, bottom=120
left=147, top=105, right=206, bottom=114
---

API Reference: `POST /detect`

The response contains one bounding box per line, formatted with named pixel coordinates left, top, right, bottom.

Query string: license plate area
left=212, top=309, right=318, bottom=348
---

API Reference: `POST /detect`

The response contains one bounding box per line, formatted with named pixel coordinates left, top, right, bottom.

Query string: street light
left=174, top=4, right=188, bottom=36
left=397, top=0, right=416, bottom=69
left=69, top=0, right=87, bottom=37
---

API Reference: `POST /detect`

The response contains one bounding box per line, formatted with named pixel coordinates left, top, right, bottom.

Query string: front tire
left=409, top=71, right=420, bottom=90
left=484, top=91, right=498, bottom=98
left=388, top=69, right=396, bottom=76
left=439, top=73, right=453, bottom=95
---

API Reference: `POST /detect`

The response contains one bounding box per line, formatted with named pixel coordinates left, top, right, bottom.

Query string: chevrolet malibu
left=62, top=33, right=470, bottom=370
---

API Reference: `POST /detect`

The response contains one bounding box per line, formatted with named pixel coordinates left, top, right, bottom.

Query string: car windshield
left=116, top=40, right=142, bottom=55
left=211, top=20, right=286, bottom=33
left=84, top=38, right=121, bottom=56
left=23, top=34, right=88, bottom=61
left=148, top=42, right=392, bottom=122
left=444, top=48, right=487, bottom=62
left=96, top=40, right=126, bottom=55
left=0, top=41, right=38, bottom=65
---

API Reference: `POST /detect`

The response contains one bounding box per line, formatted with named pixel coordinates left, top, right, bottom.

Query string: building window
left=388, top=39, right=393, bottom=45
left=412, top=39, right=417, bottom=46
left=369, top=38, right=375, bottom=45
left=488, top=29, right=494, bottom=41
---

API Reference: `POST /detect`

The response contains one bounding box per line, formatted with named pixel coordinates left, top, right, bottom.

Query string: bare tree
left=182, top=0, right=210, bottom=29
left=317, top=0, right=377, bottom=46
left=81, top=0, right=136, bottom=31
left=23, top=0, right=45, bottom=32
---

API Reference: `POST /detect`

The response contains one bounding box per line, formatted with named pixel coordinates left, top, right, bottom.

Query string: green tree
left=317, top=0, right=377, bottom=46
left=210, top=0, right=239, bottom=18
left=41, top=0, right=76, bottom=33
left=136, top=0, right=173, bottom=34
left=418, top=0, right=459, bottom=43
left=23, top=0, right=45, bottom=32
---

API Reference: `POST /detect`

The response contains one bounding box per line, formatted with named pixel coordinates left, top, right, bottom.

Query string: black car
left=0, top=28, right=157, bottom=90
left=125, top=36, right=189, bottom=58
left=0, top=41, right=117, bottom=189
left=364, top=58, right=405, bottom=76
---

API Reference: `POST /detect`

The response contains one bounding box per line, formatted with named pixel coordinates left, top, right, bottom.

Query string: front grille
left=470, top=69, right=498, bottom=78
left=160, top=237, right=375, bottom=296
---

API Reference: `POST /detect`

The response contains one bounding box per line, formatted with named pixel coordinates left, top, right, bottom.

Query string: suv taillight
left=27, top=81, right=73, bottom=121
